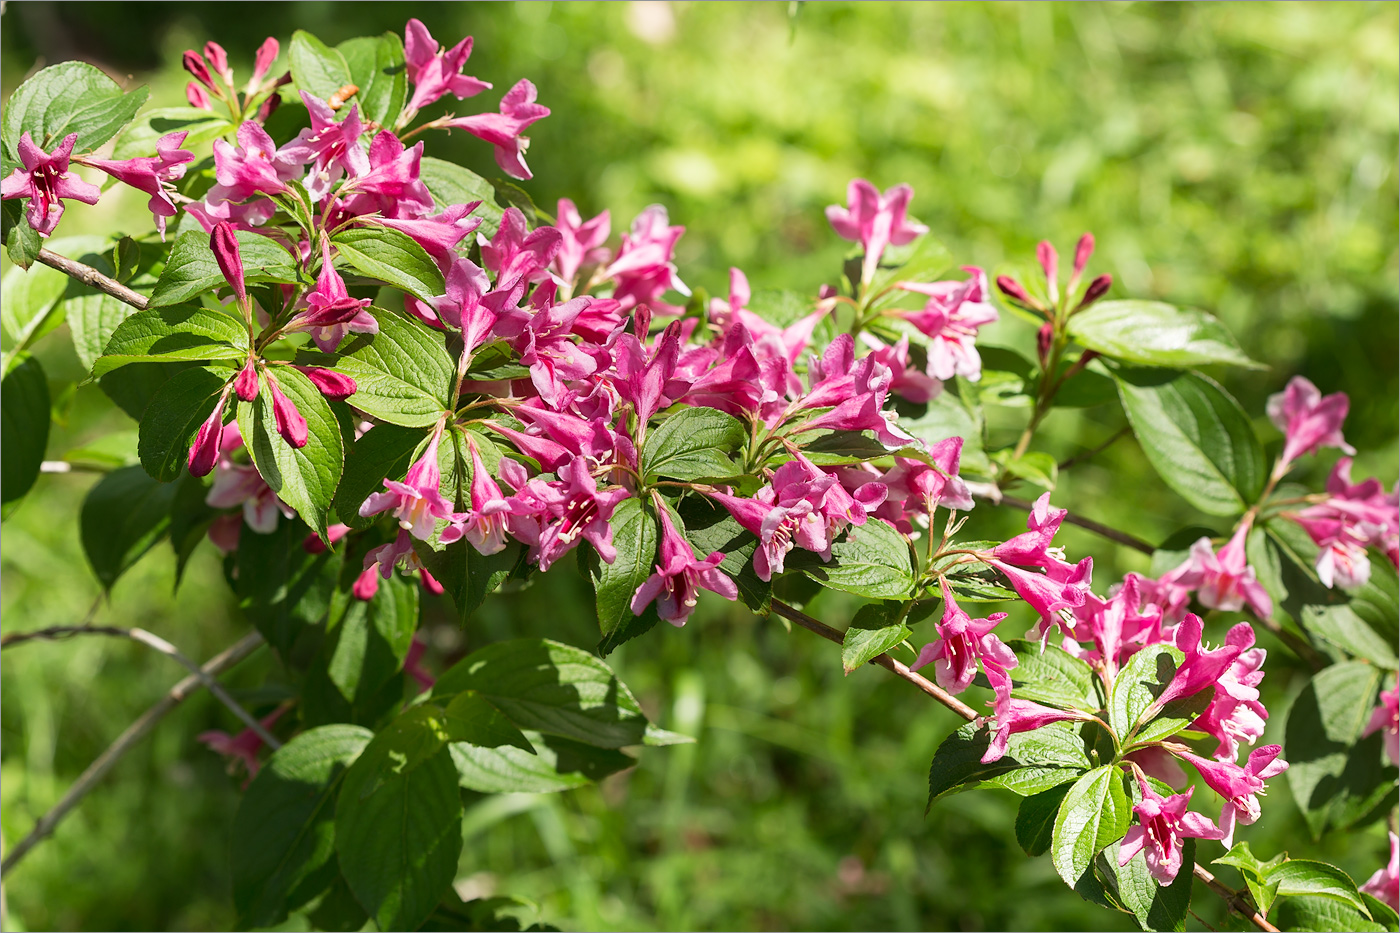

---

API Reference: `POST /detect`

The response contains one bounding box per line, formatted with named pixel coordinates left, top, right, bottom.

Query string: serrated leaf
left=95, top=303, right=249, bottom=376
left=79, top=464, right=177, bottom=588
left=450, top=731, right=635, bottom=794
left=289, top=30, right=353, bottom=103
left=1267, top=860, right=1371, bottom=915
left=333, top=227, right=446, bottom=305
left=588, top=497, right=661, bottom=655
left=1301, top=604, right=1399, bottom=669
left=1, top=354, right=50, bottom=507
left=337, top=32, right=407, bottom=129
left=1275, top=896, right=1387, bottom=933
left=841, top=601, right=909, bottom=674
left=419, top=157, right=500, bottom=238
left=322, top=309, right=454, bottom=426
left=1051, top=765, right=1130, bottom=888
left=1108, top=643, right=1184, bottom=741
left=149, top=229, right=301, bottom=308
left=641, top=407, right=745, bottom=482
left=1114, top=367, right=1265, bottom=517
left=137, top=366, right=226, bottom=482
left=787, top=518, right=916, bottom=600
left=1069, top=300, right=1263, bottom=369
left=1003, top=640, right=1099, bottom=709
left=323, top=573, right=418, bottom=705
left=2, top=61, right=149, bottom=159
left=231, top=725, right=373, bottom=929
left=928, top=720, right=1090, bottom=805
left=1110, top=838, right=1195, bottom=932
left=67, top=294, right=138, bottom=372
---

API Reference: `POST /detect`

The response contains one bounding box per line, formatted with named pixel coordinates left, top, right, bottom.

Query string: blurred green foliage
left=1, top=2, right=1396, bottom=931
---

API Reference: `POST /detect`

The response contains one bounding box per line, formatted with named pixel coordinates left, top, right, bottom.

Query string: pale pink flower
left=206, top=425, right=295, bottom=532
left=910, top=579, right=1015, bottom=695
left=403, top=18, right=490, bottom=114
left=359, top=428, right=463, bottom=539
left=1363, top=676, right=1399, bottom=767
left=896, top=267, right=999, bottom=382
left=1360, top=833, right=1399, bottom=912
left=825, top=178, right=928, bottom=285
left=551, top=198, right=611, bottom=285
left=1168, top=521, right=1273, bottom=619
left=1267, top=375, right=1354, bottom=471
left=1172, top=744, right=1287, bottom=848
left=76, top=131, right=193, bottom=238
left=443, top=79, right=549, bottom=180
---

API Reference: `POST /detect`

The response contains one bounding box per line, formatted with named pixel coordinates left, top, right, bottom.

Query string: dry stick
left=996, top=492, right=1156, bottom=555
left=36, top=248, right=149, bottom=311
left=1, top=625, right=280, bottom=749
left=769, top=598, right=1280, bottom=933
left=0, top=631, right=266, bottom=879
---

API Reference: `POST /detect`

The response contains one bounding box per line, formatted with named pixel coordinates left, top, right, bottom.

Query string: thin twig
left=1057, top=426, right=1131, bottom=472
left=1193, top=864, right=1279, bottom=933
left=2, top=625, right=280, bottom=749
left=996, top=493, right=1155, bottom=555
left=1188, top=906, right=1218, bottom=931
left=768, top=600, right=980, bottom=721
left=36, top=248, right=148, bottom=311
left=0, top=631, right=266, bottom=879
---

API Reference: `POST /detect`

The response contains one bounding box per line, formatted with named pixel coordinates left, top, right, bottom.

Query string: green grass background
left=1, top=2, right=1396, bottom=930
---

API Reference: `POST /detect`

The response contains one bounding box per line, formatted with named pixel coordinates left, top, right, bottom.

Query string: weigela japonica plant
left=2, top=21, right=1396, bottom=933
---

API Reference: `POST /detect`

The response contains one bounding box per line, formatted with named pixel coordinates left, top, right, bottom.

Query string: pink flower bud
left=352, top=565, right=380, bottom=600
left=210, top=222, right=246, bottom=303
left=295, top=366, right=357, bottom=401
left=632, top=304, right=652, bottom=339
left=266, top=377, right=308, bottom=448
left=1036, top=322, right=1054, bottom=368
left=303, top=523, right=350, bottom=554
left=234, top=360, right=259, bottom=401
left=419, top=568, right=444, bottom=595
left=1074, top=274, right=1112, bottom=311
left=186, top=82, right=211, bottom=110
left=183, top=50, right=214, bottom=89
left=257, top=93, right=281, bottom=123
left=252, top=37, right=279, bottom=83
left=995, top=274, right=1042, bottom=311
left=204, top=42, right=230, bottom=80
left=1072, top=233, right=1095, bottom=278
left=188, top=395, right=228, bottom=477
left=1036, top=240, right=1059, bottom=288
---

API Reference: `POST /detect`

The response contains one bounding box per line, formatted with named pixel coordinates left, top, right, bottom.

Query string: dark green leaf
left=588, top=497, right=661, bottom=655
left=137, top=366, right=226, bottom=482
left=1267, top=860, right=1371, bottom=914
left=149, top=229, right=301, bottom=308
left=1114, top=367, right=1265, bottom=516
left=442, top=691, right=535, bottom=753
left=1051, top=765, right=1130, bottom=888
left=1275, top=896, right=1387, bottom=933
left=450, top=731, right=635, bottom=794
left=928, top=720, right=1090, bottom=805
left=1016, top=783, right=1073, bottom=857
left=840, top=601, right=909, bottom=674
left=1, top=354, right=50, bottom=506
left=231, top=725, right=373, bottom=929
left=1068, top=300, right=1263, bottom=369
left=2, top=61, right=149, bottom=158
left=1004, top=640, right=1099, bottom=709
left=95, top=303, right=249, bottom=376
left=324, top=309, right=454, bottom=426
left=790, top=429, right=894, bottom=466
left=234, top=517, right=340, bottom=660
left=786, top=518, right=917, bottom=600
left=335, top=424, right=430, bottom=530
left=79, top=464, right=177, bottom=588
left=337, top=33, right=407, bottom=130
left=333, top=227, right=446, bottom=305
left=675, top=494, right=771, bottom=613
left=1301, top=604, right=1399, bottom=669
left=641, top=407, right=745, bottom=482
left=323, top=573, right=418, bottom=705
left=334, top=705, right=463, bottom=933
left=412, top=538, right=520, bottom=626
left=6, top=211, right=42, bottom=268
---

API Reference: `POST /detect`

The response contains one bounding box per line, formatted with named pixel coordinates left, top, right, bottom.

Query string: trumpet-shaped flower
left=630, top=505, right=737, bottom=627
left=444, top=79, right=549, bottom=180
left=1, top=132, right=102, bottom=237
left=910, top=579, right=1014, bottom=694
left=825, top=178, right=928, bottom=285
left=359, top=428, right=463, bottom=539
left=1118, top=776, right=1225, bottom=885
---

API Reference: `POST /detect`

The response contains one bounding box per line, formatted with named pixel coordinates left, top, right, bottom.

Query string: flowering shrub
left=2, top=21, right=1396, bottom=933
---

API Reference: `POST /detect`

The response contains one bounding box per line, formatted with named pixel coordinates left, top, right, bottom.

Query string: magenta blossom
left=1168, top=520, right=1273, bottom=618
left=1, top=133, right=102, bottom=237
left=989, top=558, right=1092, bottom=641
left=1064, top=574, right=1167, bottom=679
left=77, top=131, right=193, bottom=238
left=1363, top=676, right=1399, bottom=767
left=604, top=204, right=690, bottom=312
left=1118, top=774, right=1225, bottom=885
left=552, top=198, right=611, bottom=286
left=1360, top=833, right=1399, bottom=913
left=896, top=267, right=999, bottom=382
left=198, top=707, right=286, bottom=786
left=981, top=664, right=1094, bottom=763
left=359, top=427, right=463, bottom=539
left=293, top=238, right=377, bottom=351
left=188, top=387, right=233, bottom=478
left=1171, top=744, right=1287, bottom=848
left=910, top=579, right=1014, bottom=694
left=825, top=178, right=928, bottom=286
left=444, top=79, right=549, bottom=180
left=1192, top=634, right=1268, bottom=762
left=630, top=504, right=737, bottom=627
left=208, top=121, right=307, bottom=209
left=1149, top=615, right=1255, bottom=716
left=286, top=91, right=369, bottom=200
left=440, top=437, right=516, bottom=555
left=340, top=131, right=433, bottom=219
left=376, top=202, right=481, bottom=271
left=482, top=207, right=562, bottom=285
left=294, top=366, right=357, bottom=401
left=521, top=457, right=630, bottom=571
left=1266, top=375, right=1354, bottom=472
left=403, top=18, right=490, bottom=114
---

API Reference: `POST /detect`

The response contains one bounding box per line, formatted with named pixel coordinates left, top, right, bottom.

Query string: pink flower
left=1064, top=574, right=1167, bottom=678
left=0, top=132, right=102, bottom=237
left=989, top=558, right=1091, bottom=639
left=980, top=664, right=1094, bottom=763
left=403, top=635, right=436, bottom=694
left=1266, top=375, right=1354, bottom=471
left=210, top=221, right=247, bottom=303
left=1171, top=744, right=1287, bottom=848
left=444, top=79, right=549, bottom=180
left=439, top=437, right=515, bottom=556
left=1288, top=457, right=1399, bottom=586
left=630, top=504, right=737, bottom=627
left=861, top=335, right=941, bottom=404
left=233, top=360, right=259, bottom=402
left=481, top=207, right=562, bottom=285
left=187, top=82, right=212, bottom=110
left=896, top=268, right=999, bottom=381
left=604, top=204, right=690, bottom=312
left=910, top=579, right=1014, bottom=694
left=1362, top=676, right=1399, bottom=767
left=359, top=427, right=463, bottom=540
left=188, top=388, right=233, bottom=478
left=208, top=122, right=307, bottom=207
left=302, top=523, right=350, bottom=554
left=878, top=437, right=974, bottom=526
left=990, top=492, right=1071, bottom=571
left=552, top=198, right=611, bottom=286
left=825, top=178, right=928, bottom=286
left=521, top=457, right=630, bottom=571
left=250, top=37, right=280, bottom=87
left=285, top=91, right=369, bottom=200
left=1360, top=833, right=1399, bottom=913
left=339, top=131, right=433, bottom=219
left=1168, top=520, right=1273, bottom=619
left=205, top=425, right=294, bottom=532
left=294, top=366, right=357, bottom=401
left=1151, top=615, right=1255, bottom=715
left=1192, top=636, right=1268, bottom=762
left=1118, top=774, right=1225, bottom=885
left=376, top=202, right=481, bottom=271
left=198, top=707, right=286, bottom=785
left=76, top=131, right=193, bottom=238
left=403, top=18, right=490, bottom=114
left=293, top=238, right=377, bottom=352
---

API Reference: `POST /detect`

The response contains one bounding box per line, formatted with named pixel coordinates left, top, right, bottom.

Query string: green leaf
left=149, top=229, right=301, bottom=308
left=1108, top=643, right=1184, bottom=740
left=79, top=464, right=177, bottom=589
left=1109, top=838, right=1195, bottom=933
left=95, top=303, right=249, bottom=376
left=236, top=367, right=344, bottom=536
left=334, top=424, right=430, bottom=530
left=786, top=517, right=917, bottom=600
left=1302, top=604, right=1399, bottom=669
left=1215, top=842, right=1286, bottom=916
left=450, top=731, right=635, bottom=794
left=68, top=294, right=138, bottom=372
left=868, top=236, right=953, bottom=308
left=419, top=158, right=501, bottom=238
left=99, top=362, right=196, bottom=422
left=334, top=705, right=463, bottom=933
left=231, top=725, right=373, bottom=929
left=1285, top=661, right=1396, bottom=838
left=1114, top=367, right=1265, bottom=516
left=674, top=495, right=772, bottom=613
left=1275, top=897, right=1388, bottom=932
left=1267, top=860, right=1371, bottom=914
left=323, top=573, right=418, bottom=705
left=1, top=258, right=68, bottom=345
left=1004, top=640, right=1099, bottom=709
left=322, top=309, right=454, bottom=426
left=898, top=390, right=990, bottom=476
left=6, top=209, right=42, bottom=269
left=1016, top=783, right=1073, bottom=857
left=1, top=355, right=50, bottom=506
left=432, top=638, right=653, bottom=749
left=413, top=537, right=520, bottom=630
left=337, top=32, right=407, bottom=129
left=1051, top=765, right=1130, bottom=888
left=233, top=513, right=341, bottom=661
left=333, top=227, right=446, bottom=305
left=137, top=366, right=226, bottom=482
left=641, top=407, right=745, bottom=482
left=112, top=106, right=234, bottom=160
left=993, top=448, right=1059, bottom=491
left=2, top=61, right=149, bottom=158
left=790, top=429, right=896, bottom=466
left=745, top=288, right=815, bottom=327
left=928, top=721, right=1090, bottom=805
left=289, top=30, right=353, bottom=103
left=1068, top=300, right=1263, bottom=369
left=442, top=691, right=535, bottom=753
left=588, top=497, right=661, bottom=655
left=840, top=601, right=910, bottom=674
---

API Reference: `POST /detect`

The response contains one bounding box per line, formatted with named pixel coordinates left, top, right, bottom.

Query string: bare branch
left=36, top=248, right=148, bottom=311
left=1193, top=864, right=1279, bottom=933
left=0, top=631, right=266, bottom=879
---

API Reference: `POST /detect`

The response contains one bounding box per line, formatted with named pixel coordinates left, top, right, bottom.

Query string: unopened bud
left=204, top=41, right=231, bottom=81
left=633, top=304, right=653, bottom=339
left=256, top=92, right=281, bottom=123
left=267, top=376, right=309, bottom=448
left=210, top=222, right=246, bottom=303
left=1074, top=274, right=1112, bottom=312
left=252, top=37, right=279, bottom=83
left=234, top=360, right=259, bottom=401
left=995, top=274, right=1044, bottom=312
left=352, top=565, right=381, bottom=600
left=1036, top=323, right=1054, bottom=368
left=1072, top=233, right=1095, bottom=279
left=186, top=82, right=211, bottom=110
left=1036, top=240, right=1059, bottom=305
left=295, top=366, right=357, bottom=401
left=182, top=50, right=214, bottom=90
left=419, top=568, right=444, bottom=596
left=303, top=523, right=350, bottom=554
left=188, top=394, right=228, bottom=477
